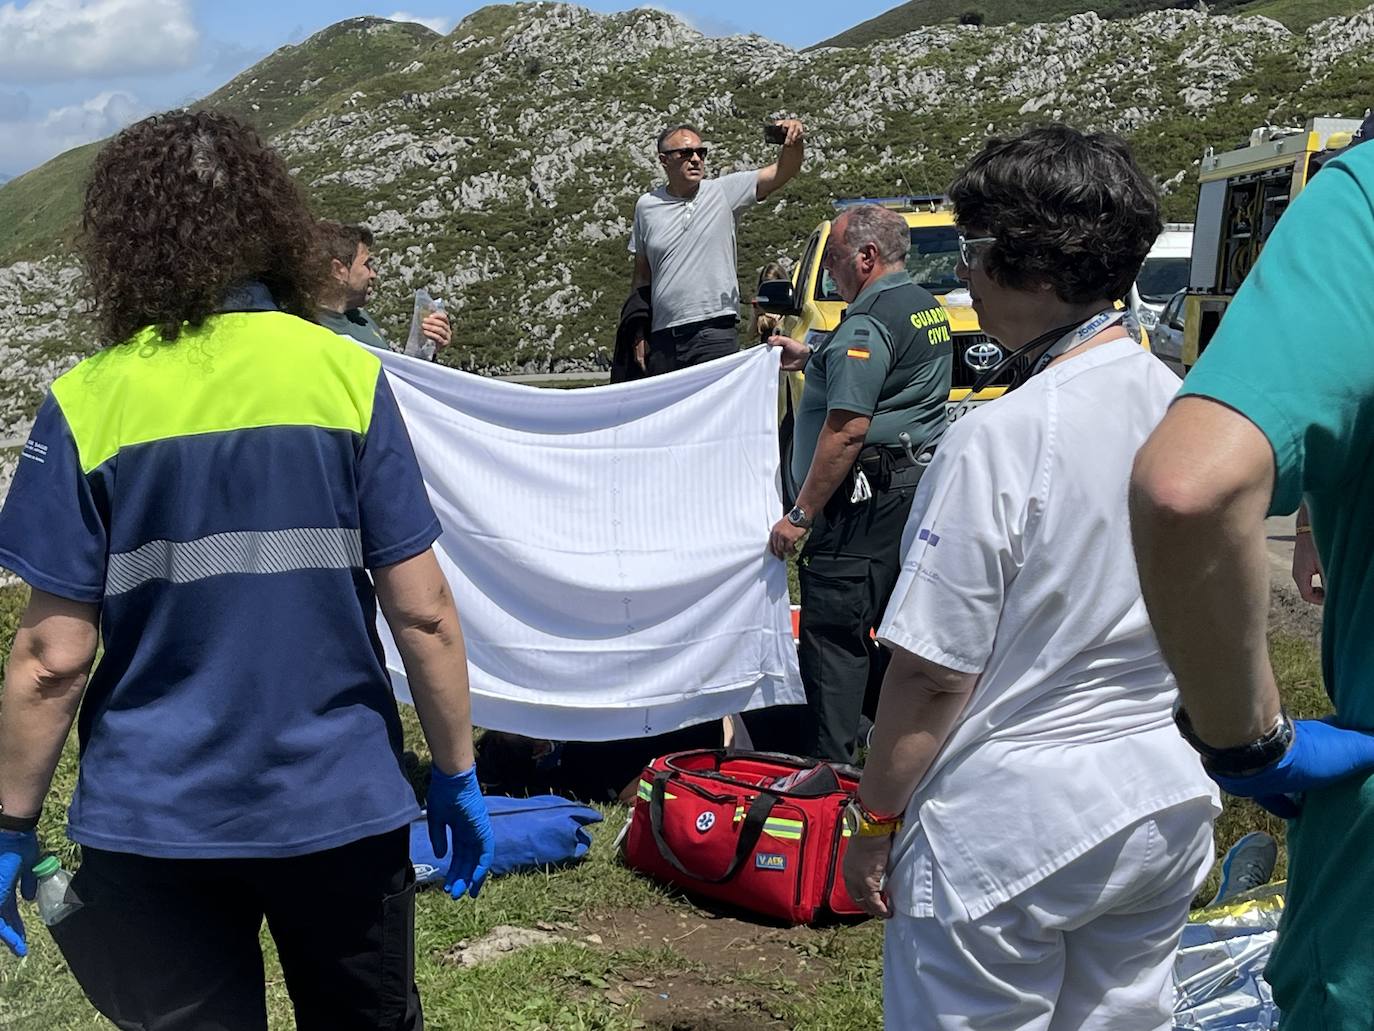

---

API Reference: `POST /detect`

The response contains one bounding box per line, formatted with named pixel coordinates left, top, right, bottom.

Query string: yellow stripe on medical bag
left=637, top=779, right=675, bottom=802
left=763, top=817, right=804, bottom=841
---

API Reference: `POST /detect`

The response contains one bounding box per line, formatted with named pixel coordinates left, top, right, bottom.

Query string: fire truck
left=1182, top=116, right=1366, bottom=368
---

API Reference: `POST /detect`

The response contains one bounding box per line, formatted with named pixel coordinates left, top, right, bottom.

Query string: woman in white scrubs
left=841, top=125, right=1219, bottom=1030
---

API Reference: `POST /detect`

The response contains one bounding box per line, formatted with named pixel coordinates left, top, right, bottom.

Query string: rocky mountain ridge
left=3, top=1, right=1374, bottom=493
left=814, top=0, right=1369, bottom=48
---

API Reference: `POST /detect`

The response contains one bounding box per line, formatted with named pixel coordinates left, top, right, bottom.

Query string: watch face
left=842, top=802, right=859, bottom=835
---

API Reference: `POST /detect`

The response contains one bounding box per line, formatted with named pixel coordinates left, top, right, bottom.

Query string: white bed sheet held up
left=371, top=346, right=803, bottom=741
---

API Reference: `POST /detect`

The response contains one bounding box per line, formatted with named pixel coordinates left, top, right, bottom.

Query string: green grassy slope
left=814, top=0, right=1362, bottom=48
left=195, top=17, right=440, bottom=135
left=3, top=2, right=1374, bottom=379
left=814, top=0, right=1180, bottom=47
left=1242, top=0, right=1374, bottom=27
left=0, top=142, right=104, bottom=264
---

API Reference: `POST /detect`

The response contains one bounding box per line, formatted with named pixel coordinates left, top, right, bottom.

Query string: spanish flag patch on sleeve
left=845, top=346, right=870, bottom=360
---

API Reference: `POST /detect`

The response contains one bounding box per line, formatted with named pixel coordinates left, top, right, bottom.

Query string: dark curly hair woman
left=841, top=124, right=1219, bottom=1029
left=0, top=110, right=493, bottom=1028
left=80, top=109, right=323, bottom=343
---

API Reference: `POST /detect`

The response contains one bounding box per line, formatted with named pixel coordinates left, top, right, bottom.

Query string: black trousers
left=646, top=315, right=738, bottom=375
left=51, top=828, right=421, bottom=1031
left=798, top=476, right=920, bottom=763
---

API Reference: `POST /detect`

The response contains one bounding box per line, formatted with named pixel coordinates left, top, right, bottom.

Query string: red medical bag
left=623, top=750, right=866, bottom=925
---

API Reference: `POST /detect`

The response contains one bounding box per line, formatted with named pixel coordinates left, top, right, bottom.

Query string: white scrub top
left=877, top=338, right=1219, bottom=920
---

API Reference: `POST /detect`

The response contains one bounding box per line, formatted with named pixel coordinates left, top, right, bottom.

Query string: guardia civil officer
left=0, top=111, right=492, bottom=1029
left=768, top=203, right=952, bottom=763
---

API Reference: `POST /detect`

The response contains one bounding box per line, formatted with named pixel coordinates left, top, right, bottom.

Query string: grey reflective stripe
left=105, top=527, right=364, bottom=596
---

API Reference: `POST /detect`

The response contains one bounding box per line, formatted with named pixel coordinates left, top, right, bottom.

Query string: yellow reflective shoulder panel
left=53, top=313, right=381, bottom=474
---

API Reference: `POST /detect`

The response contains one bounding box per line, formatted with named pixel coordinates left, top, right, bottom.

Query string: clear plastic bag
left=404, top=288, right=445, bottom=360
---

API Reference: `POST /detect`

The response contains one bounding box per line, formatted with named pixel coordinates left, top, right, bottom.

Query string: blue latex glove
left=425, top=764, right=495, bottom=900
left=1212, top=718, right=1374, bottom=819
left=0, top=830, right=40, bottom=958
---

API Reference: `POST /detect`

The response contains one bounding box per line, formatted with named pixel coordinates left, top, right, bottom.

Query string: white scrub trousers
left=883, top=799, right=1215, bottom=1030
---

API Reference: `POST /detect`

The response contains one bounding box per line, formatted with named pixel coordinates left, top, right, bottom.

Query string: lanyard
left=934, top=308, right=1127, bottom=450
left=1028, top=309, right=1125, bottom=376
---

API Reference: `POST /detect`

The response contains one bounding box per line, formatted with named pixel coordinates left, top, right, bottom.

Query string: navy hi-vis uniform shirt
left=0, top=301, right=439, bottom=858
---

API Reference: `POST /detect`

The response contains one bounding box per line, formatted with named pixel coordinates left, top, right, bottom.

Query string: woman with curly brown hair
left=0, top=110, right=492, bottom=1030
left=841, top=125, right=1218, bottom=1029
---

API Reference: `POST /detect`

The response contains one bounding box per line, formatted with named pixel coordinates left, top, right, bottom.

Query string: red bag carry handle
left=648, top=770, right=780, bottom=884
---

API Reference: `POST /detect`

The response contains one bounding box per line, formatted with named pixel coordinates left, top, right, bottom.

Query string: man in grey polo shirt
left=629, top=120, right=805, bottom=375
left=316, top=220, right=450, bottom=358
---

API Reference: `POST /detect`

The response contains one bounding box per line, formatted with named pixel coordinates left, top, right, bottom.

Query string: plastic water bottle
left=426, top=299, right=446, bottom=361
left=32, top=855, right=81, bottom=926
left=404, top=290, right=444, bottom=361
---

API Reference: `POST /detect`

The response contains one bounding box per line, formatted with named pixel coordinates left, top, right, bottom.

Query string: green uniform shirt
left=791, top=272, right=952, bottom=489
left=317, top=306, right=390, bottom=350
left=1179, top=141, right=1374, bottom=1027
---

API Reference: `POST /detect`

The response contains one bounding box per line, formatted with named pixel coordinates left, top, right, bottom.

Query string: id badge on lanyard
left=1029, top=309, right=1125, bottom=376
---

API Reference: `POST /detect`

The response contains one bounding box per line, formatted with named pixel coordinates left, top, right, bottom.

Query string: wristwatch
left=843, top=799, right=903, bottom=838
left=1173, top=704, right=1294, bottom=777
left=785, top=505, right=812, bottom=529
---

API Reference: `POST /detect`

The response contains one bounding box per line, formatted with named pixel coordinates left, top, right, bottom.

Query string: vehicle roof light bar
left=832, top=194, right=947, bottom=212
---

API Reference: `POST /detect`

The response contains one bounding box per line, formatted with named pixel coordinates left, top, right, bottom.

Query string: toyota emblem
left=964, top=341, right=1003, bottom=372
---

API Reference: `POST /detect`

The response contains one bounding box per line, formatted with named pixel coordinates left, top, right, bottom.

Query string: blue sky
left=0, top=0, right=898, bottom=178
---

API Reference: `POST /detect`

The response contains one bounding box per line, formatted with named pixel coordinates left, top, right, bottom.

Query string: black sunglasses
left=660, top=146, right=709, bottom=161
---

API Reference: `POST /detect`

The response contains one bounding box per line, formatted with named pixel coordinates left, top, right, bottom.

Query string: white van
left=1133, top=223, right=1194, bottom=328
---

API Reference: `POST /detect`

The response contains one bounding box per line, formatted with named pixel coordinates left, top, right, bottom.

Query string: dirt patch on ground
left=578, top=903, right=857, bottom=1030
left=1268, top=579, right=1322, bottom=644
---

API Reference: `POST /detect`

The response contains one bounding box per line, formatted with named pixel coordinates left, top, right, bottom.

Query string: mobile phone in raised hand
left=764, top=122, right=788, bottom=145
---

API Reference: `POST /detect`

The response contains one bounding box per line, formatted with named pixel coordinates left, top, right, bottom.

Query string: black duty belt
left=857, top=444, right=918, bottom=472
left=851, top=444, right=925, bottom=494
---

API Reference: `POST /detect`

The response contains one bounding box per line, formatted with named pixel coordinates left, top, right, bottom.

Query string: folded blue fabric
left=410, top=794, right=602, bottom=886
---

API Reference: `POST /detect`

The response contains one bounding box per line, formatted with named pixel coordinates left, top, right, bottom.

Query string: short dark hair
left=656, top=124, right=701, bottom=153
left=948, top=124, right=1162, bottom=304
left=80, top=110, right=323, bottom=345
left=317, top=220, right=374, bottom=268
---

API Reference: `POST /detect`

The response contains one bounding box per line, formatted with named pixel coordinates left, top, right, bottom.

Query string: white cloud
left=0, top=0, right=199, bottom=82
left=385, top=10, right=454, bottom=35
left=0, top=90, right=147, bottom=176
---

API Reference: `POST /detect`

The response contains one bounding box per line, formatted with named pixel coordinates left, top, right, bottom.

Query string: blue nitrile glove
left=1211, top=718, right=1374, bottom=819
left=425, top=764, right=495, bottom=900
left=0, top=830, right=40, bottom=958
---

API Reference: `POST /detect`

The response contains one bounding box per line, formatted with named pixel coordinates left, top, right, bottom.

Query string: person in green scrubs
left=1131, top=137, right=1374, bottom=1029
